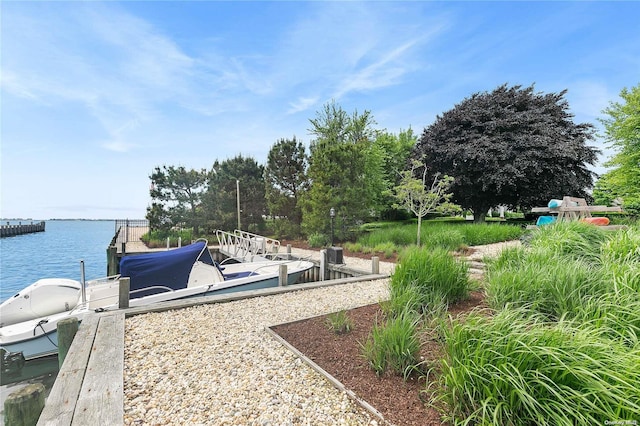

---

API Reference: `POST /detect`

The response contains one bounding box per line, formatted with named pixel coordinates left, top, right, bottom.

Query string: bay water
left=0, top=220, right=117, bottom=410
left=1, top=220, right=116, bottom=303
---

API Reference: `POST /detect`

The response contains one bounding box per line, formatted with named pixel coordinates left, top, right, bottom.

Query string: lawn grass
left=345, top=221, right=525, bottom=255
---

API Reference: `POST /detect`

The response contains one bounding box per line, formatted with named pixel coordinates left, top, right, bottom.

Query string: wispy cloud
left=288, top=97, right=319, bottom=114
left=1, top=3, right=252, bottom=153
left=332, top=37, right=425, bottom=99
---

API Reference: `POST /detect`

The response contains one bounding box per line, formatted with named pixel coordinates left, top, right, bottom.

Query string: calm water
left=0, top=220, right=117, bottom=407
left=0, top=220, right=116, bottom=303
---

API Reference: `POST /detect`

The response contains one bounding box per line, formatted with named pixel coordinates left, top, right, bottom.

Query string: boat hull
left=2, top=330, right=59, bottom=360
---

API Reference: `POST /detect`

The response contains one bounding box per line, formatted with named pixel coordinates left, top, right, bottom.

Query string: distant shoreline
left=1, top=218, right=134, bottom=222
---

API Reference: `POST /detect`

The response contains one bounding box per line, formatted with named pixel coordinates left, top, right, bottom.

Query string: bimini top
left=119, top=240, right=214, bottom=298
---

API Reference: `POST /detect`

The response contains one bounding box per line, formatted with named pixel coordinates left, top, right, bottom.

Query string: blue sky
left=1, top=1, right=639, bottom=220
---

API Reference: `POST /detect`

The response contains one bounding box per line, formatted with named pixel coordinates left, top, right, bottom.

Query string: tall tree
left=596, top=84, right=640, bottom=215
left=203, top=155, right=266, bottom=233
left=146, top=165, right=208, bottom=233
left=264, top=137, right=308, bottom=237
left=413, top=84, right=599, bottom=222
left=374, top=128, right=418, bottom=219
left=303, top=101, right=377, bottom=240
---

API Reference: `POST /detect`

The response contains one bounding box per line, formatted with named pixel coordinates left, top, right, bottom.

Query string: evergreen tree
left=146, top=165, right=208, bottom=233
left=264, top=137, right=308, bottom=237
left=302, top=101, right=377, bottom=240
left=203, top=155, right=266, bottom=233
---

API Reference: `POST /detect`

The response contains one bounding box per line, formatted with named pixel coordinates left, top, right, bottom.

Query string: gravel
left=124, top=250, right=393, bottom=425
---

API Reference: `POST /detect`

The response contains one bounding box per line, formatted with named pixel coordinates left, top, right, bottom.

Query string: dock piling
left=57, top=317, right=79, bottom=369
left=4, top=383, right=45, bottom=426
left=371, top=256, right=379, bottom=274
left=278, top=264, right=287, bottom=286
left=119, top=278, right=130, bottom=309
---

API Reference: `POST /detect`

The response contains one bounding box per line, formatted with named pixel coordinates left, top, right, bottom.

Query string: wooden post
left=278, top=264, right=287, bottom=286
left=320, top=250, right=327, bottom=281
left=286, top=244, right=292, bottom=260
left=57, top=317, right=79, bottom=369
left=372, top=256, right=379, bottom=274
left=4, top=383, right=45, bottom=426
left=107, top=246, right=118, bottom=276
left=119, top=277, right=130, bottom=309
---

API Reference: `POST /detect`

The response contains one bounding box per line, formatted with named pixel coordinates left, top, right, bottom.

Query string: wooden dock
left=1, top=221, right=45, bottom=238
left=37, top=312, right=124, bottom=426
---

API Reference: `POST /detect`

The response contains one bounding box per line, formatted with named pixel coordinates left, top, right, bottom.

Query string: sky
left=1, top=1, right=639, bottom=220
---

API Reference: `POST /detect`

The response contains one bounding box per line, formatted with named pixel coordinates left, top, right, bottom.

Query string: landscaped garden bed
left=275, top=222, right=640, bottom=425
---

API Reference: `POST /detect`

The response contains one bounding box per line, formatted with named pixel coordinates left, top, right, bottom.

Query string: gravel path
left=123, top=243, right=516, bottom=425
left=124, top=249, right=393, bottom=426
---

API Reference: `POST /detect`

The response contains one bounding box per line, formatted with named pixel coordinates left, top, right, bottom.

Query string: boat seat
left=188, top=261, right=224, bottom=287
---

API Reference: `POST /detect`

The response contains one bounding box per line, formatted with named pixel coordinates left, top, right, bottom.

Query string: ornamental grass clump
left=487, top=223, right=640, bottom=336
left=486, top=252, right=604, bottom=320
left=325, top=310, right=354, bottom=335
left=527, top=221, right=611, bottom=261
left=421, top=228, right=465, bottom=251
left=435, top=308, right=640, bottom=425
left=599, top=226, right=640, bottom=265
left=573, top=292, right=640, bottom=347
left=361, top=308, right=422, bottom=379
left=390, top=246, right=469, bottom=314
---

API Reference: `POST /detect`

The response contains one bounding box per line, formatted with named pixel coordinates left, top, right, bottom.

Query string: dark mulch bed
left=271, top=291, right=487, bottom=426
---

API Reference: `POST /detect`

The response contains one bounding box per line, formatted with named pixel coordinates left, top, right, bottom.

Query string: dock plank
left=37, top=315, right=99, bottom=426
left=71, top=313, right=124, bottom=426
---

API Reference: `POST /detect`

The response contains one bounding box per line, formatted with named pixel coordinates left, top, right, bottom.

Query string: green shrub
left=307, top=233, right=329, bottom=248
left=142, top=229, right=194, bottom=248
left=269, top=219, right=303, bottom=240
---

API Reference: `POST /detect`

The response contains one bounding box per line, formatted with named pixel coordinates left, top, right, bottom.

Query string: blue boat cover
left=119, top=241, right=214, bottom=299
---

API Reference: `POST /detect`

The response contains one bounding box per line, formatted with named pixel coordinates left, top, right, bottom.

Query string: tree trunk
left=473, top=210, right=487, bottom=223
left=416, top=216, right=422, bottom=246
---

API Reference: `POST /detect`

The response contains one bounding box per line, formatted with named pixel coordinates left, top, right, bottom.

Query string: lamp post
left=329, top=207, right=335, bottom=247
left=236, top=179, right=241, bottom=230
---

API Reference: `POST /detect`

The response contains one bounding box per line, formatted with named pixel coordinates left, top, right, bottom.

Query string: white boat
left=0, top=240, right=314, bottom=359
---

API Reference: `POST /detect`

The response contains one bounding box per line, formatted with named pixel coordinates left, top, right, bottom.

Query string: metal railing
left=113, top=219, right=149, bottom=244
left=216, top=230, right=280, bottom=259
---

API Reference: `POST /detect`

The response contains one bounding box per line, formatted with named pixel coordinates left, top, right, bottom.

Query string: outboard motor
left=0, top=278, right=81, bottom=327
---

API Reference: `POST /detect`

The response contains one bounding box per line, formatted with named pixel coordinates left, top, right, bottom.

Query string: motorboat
left=0, top=240, right=314, bottom=359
